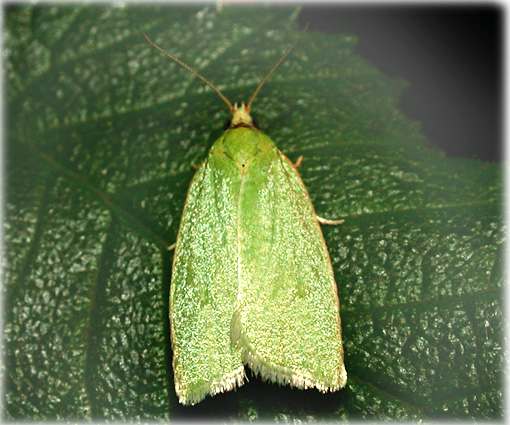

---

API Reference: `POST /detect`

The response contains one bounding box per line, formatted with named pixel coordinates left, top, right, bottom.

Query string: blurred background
left=299, top=5, right=502, bottom=162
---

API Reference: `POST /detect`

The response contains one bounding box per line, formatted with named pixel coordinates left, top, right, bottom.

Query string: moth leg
left=293, top=155, right=303, bottom=169
left=168, top=242, right=176, bottom=251
left=317, top=216, right=345, bottom=226
left=192, top=159, right=208, bottom=170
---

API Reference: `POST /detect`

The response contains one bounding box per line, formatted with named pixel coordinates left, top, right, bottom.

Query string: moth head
left=230, top=102, right=253, bottom=128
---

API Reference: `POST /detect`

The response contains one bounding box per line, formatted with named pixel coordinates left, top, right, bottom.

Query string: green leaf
left=4, top=4, right=503, bottom=421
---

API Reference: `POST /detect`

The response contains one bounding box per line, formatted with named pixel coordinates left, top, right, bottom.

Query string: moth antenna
left=137, top=26, right=234, bottom=111
left=246, top=23, right=309, bottom=110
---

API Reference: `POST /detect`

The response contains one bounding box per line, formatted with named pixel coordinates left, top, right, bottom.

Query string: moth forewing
left=169, top=157, right=246, bottom=405
left=230, top=140, right=346, bottom=392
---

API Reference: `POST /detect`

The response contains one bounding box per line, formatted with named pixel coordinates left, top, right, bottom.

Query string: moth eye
left=223, top=118, right=232, bottom=130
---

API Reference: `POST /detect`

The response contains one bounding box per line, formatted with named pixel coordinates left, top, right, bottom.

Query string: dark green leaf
left=4, top=4, right=503, bottom=421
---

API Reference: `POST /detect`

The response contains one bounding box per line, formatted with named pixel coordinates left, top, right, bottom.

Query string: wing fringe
left=177, top=366, right=246, bottom=405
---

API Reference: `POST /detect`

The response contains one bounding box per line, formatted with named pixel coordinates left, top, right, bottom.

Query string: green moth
left=140, top=28, right=347, bottom=406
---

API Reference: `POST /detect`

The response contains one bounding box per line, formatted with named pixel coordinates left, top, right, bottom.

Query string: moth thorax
left=231, top=102, right=253, bottom=128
